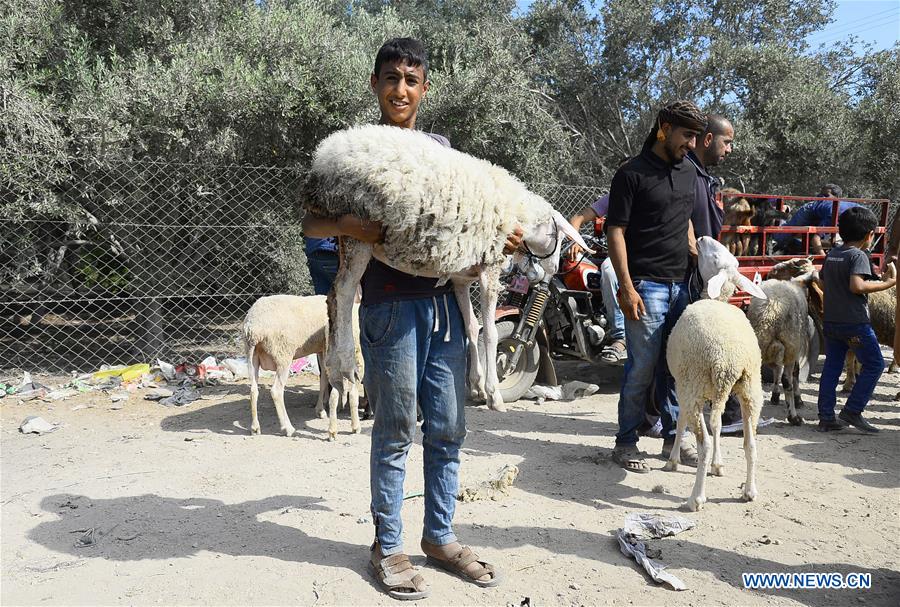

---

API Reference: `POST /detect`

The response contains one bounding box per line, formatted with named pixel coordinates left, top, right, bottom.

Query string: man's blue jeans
left=600, top=258, right=625, bottom=341
left=817, top=321, right=883, bottom=420
left=361, top=295, right=467, bottom=556
left=616, top=280, right=689, bottom=446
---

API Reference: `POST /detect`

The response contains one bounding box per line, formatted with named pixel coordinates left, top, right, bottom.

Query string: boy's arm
left=302, top=213, right=384, bottom=243
left=849, top=262, right=896, bottom=294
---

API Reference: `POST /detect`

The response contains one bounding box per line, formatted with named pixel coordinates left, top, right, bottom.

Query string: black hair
left=705, top=114, right=731, bottom=136
left=374, top=37, right=429, bottom=78
left=821, top=183, right=843, bottom=198
left=838, top=205, right=877, bottom=242
left=642, top=100, right=707, bottom=148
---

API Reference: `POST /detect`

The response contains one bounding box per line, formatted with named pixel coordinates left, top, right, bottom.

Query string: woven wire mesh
left=0, top=162, right=606, bottom=374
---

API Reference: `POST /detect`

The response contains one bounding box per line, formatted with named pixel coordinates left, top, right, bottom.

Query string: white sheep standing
left=664, top=236, right=767, bottom=511
left=243, top=294, right=362, bottom=438
left=303, top=125, right=590, bottom=414
left=746, top=273, right=816, bottom=426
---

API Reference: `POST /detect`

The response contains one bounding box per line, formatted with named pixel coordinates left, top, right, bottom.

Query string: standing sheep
left=243, top=294, right=363, bottom=439
left=664, top=237, right=767, bottom=511
left=746, top=276, right=815, bottom=426
left=303, top=125, right=590, bottom=414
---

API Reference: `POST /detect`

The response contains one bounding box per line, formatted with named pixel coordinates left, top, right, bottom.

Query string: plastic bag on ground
left=524, top=380, right=600, bottom=404
left=222, top=358, right=249, bottom=380
left=20, top=416, right=59, bottom=434
left=616, top=513, right=696, bottom=591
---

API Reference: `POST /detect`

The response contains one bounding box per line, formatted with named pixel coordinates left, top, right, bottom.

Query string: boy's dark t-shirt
left=606, top=146, right=695, bottom=282
left=360, top=132, right=454, bottom=305
left=822, top=244, right=873, bottom=324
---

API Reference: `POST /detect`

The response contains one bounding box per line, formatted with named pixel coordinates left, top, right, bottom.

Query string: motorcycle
left=480, top=226, right=615, bottom=402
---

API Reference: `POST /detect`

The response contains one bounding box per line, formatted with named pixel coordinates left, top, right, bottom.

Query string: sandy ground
left=2, top=359, right=899, bottom=607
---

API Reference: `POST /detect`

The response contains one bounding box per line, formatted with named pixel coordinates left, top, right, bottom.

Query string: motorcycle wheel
left=479, top=320, right=540, bottom=404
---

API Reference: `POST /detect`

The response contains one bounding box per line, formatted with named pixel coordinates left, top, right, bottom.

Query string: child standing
left=816, top=205, right=895, bottom=433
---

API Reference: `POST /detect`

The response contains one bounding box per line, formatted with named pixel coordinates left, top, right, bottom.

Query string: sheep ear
left=707, top=270, right=728, bottom=299
left=737, top=272, right=767, bottom=299
left=552, top=209, right=595, bottom=254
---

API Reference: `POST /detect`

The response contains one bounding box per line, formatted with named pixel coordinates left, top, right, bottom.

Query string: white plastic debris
left=524, top=380, right=600, bottom=404
left=616, top=513, right=696, bottom=591
left=222, top=358, right=249, bottom=380
left=19, top=416, right=59, bottom=434
left=157, top=359, right=176, bottom=381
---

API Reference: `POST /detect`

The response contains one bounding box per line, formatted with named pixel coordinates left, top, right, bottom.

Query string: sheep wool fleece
left=304, top=125, right=555, bottom=277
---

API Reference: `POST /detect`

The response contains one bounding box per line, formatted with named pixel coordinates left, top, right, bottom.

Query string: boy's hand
left=503, top=225, right=524, bottom=254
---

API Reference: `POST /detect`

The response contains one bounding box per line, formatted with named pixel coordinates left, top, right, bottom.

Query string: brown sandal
left=424, top=545, right=501, bottom=587
left=368, top=546, right=430, bottom=600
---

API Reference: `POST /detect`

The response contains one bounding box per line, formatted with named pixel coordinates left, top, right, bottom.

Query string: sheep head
left=767, top=257, right=815, bottom=281
left=520, top=209, right=593, bottom=282
left=697, top=236, right=767, bottom=301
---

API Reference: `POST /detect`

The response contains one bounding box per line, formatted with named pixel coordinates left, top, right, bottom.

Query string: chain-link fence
left=1, top=161, right=604, bottom=374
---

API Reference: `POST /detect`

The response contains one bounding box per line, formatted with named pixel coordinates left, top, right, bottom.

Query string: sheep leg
left=734, top=375, right=761, bottom=502
left=270, top=364, right=296, bottom=437
left=781, top=360, right=802, bottom=426
left=325, top=240, right=372, bottom=439
left=479, top=266, right=506, bottom=412
left=769, top=360, right=783, bottom=407
left=792, top=361, right=803, bottom=408
left=709, top=397, right=727, bottom=477
left=315, top=353, right=328, bottom=419
left=452, top=278, right=485, bottom=401
left=687, top=408, right=712, bottom=512
left=662, top=402, right=688, bottom=472
left=248, top=343, right=262, bottom=435
left=889, top=357, right=898, bottom=373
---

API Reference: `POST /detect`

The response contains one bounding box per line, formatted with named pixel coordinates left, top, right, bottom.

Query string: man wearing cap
left=606, top=100, right=705, bottom=473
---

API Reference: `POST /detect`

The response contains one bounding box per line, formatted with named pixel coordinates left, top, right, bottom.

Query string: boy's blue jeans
left=817, top=321, right=883, bottom=420
left=616, top=280, right=689, bottom=446
left=306, top=250, right=339, bottom=295
left=361, top=295, right=467, bottom=556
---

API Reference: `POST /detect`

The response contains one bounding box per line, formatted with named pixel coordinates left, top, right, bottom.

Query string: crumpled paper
left=616, top=512, right=696, bottom=590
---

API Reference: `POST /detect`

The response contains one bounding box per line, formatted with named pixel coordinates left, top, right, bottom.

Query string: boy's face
left=371, top=60, right=428, bottom=129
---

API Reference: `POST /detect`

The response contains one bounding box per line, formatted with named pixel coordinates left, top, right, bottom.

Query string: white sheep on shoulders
left=665, top=236, right=767, bottom=511
left=303, top=125, right=590, bottom=414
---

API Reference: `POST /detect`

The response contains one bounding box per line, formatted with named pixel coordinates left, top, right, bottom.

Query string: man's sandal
left=368, top=550, right=430, bottom=600
left=424, top=545, right=501, bottom=588
left=612, top=446, right=651, bottom=474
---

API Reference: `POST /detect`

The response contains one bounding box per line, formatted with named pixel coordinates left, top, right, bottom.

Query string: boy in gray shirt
left=816, top=206, right=895, bottom=433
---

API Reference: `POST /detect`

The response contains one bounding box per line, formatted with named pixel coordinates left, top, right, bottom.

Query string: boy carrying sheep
left=303, top=38, right=520, bottom=599
left=816, top=205, right=895, bottom=434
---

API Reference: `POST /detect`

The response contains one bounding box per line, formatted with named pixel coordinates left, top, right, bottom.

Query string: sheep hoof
left=710, top=464, right=725, bottom=477
left=327, top=431, right=337, bottom=442
left=469, top=387, right=487, bottom=402
left=787, top=414, right=803, bottom=426
left=317, top=408, right=327, bottom=419
left=742, top=486, right=758, bottom=502
left=486, top=389, right=506, bottom=412
left=663, top=460, right=679, bottom=472
left=351, top=424, right=361, bottom=434
left=686, top=496, right=705, bottom=512
left=282, top=426, right=297, bottom=437
left=250, top=425, right=261, bottom=436
left=770, top=393, right=781, bottom=406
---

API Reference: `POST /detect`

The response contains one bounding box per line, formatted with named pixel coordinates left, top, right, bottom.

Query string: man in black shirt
left=607, top=100, right=705, bottom=473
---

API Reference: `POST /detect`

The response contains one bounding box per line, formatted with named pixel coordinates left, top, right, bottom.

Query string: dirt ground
left=2, top=359, right=899, bottom=607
